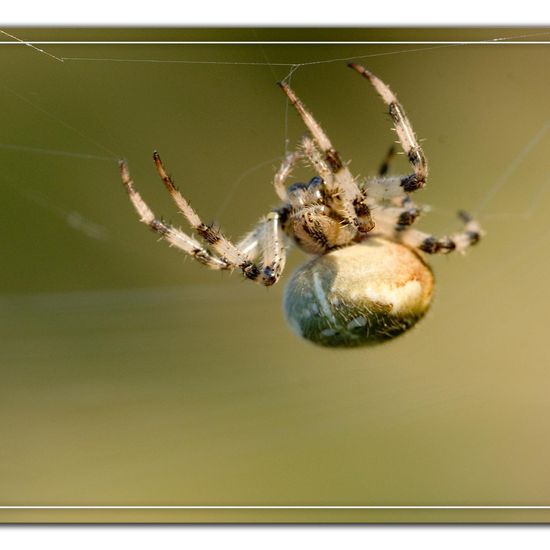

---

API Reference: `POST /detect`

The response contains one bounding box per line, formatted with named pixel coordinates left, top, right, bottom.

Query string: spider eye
left=287, top=178, right=325, bottom=207
left=287, top=177, right=323, bottom=195
left=307, top=176, right=323, bottom=187
left=287, top=182, right=309, bottom=194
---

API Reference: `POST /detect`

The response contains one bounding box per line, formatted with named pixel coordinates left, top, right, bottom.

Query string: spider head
left=287, top=176, right=325, bottom=208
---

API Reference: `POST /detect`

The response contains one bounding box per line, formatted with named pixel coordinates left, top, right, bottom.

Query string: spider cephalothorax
left=119, top=64, right=482, bottom=347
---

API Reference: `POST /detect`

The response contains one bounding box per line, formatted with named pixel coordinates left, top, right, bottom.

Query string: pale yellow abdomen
left=284, top=237, right=434, bottom=347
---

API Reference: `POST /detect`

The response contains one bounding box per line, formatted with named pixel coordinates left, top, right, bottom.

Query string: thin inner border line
left=1, top=37, right=547, bottom=513
left=1, top=40, right=550, bottom=45
left=2, top=506, right=550, bottom=510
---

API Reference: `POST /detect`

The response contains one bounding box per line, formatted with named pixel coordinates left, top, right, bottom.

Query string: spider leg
left=119, top=160, right=230, bottom=270
left=373, top=201, right=424, bottom=235
left=230, top=211, right=288, bottom=285
left=355, top=145, right=416, bottom=223
left=377, top=209, right=483, bottom=254
left=122, top=158, right=288, bottom=285
left=355, top=145, right=415, bottom=205
left=152, top=151, right=265, bottom=278
left=300, top=135, right=334, bottom=185
left=278, top=81, right=373, bottom=233
left=149, top=152, right=288, bottom=285
left=363, top=174, right=418, bottom=202
left=273, top=151, right=301, bottom=201
left=235, top=226, right=262, bottom=260
left=258, top=211, right=288, bottom=285
left=300, top=134, right=374, bottom=233
left=377, top=144, right=397, bottom=176
left=349, top=64, right=428, bottom=193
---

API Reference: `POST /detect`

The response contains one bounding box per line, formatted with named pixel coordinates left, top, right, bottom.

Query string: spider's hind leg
left=397, top=211, right=483, bottom=254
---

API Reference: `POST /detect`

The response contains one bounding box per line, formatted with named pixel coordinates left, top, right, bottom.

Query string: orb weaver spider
left=119, top=64, right=482, bottom=347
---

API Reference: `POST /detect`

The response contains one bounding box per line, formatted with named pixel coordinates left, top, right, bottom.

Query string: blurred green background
left=1, top=28, right=550, bottom=523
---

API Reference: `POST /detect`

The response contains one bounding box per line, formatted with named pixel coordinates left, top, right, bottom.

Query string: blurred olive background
left=1, top=28, right=550, bottom=523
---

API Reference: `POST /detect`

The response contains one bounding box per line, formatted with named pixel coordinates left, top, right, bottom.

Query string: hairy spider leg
left=300, top=135, right=333, bottom=184
left=153, top=151, right=288, bottom=286
left=278, top=81, right=374, bottom=234
left=120, top=160, right=230, bottom=270
left=349, top=63, right=428, bottom=193
left=377, top=144, right=397, bottom=176
left=376, top=208, right=482, bottom=254
left=273, top=150, right=301, bottom=201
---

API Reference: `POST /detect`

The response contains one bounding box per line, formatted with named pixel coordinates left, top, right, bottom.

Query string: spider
left=119, top=63, right=482, bottom=348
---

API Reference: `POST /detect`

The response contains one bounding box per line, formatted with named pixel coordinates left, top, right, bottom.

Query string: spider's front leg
left=278, top=81, right=374, bottom=234
left=122, top=153, right=288, bottom=286
left=349, top=63, right=428, bottom=193
left=155, top=151, right=291, bottom=285
left=120, top=160, right=230, bottom=270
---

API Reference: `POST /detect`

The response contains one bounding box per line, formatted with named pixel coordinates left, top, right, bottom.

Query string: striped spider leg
left=120, top=152, right=294, bottom=286
left=358, top=117, right=482, bottom=254
left=119, top=160, right=229, bottom=271
left=349, top=63, right=428, bottom=193
left=278, top=81, right=375, bottom=235
left=375, top=207, right=483, bottom=254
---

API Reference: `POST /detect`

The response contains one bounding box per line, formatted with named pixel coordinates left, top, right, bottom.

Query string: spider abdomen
left=283, top=237, right=434, bottom=347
